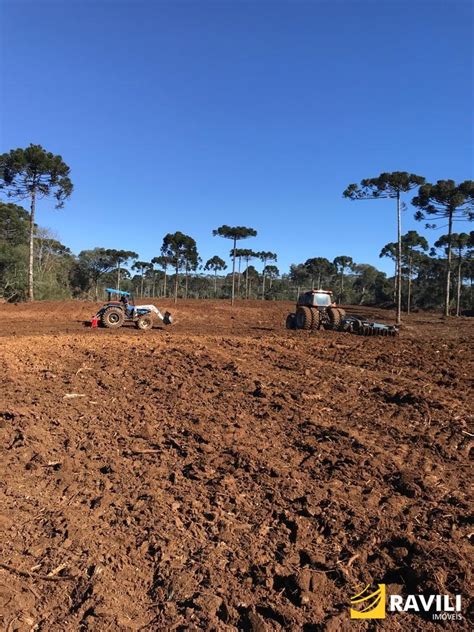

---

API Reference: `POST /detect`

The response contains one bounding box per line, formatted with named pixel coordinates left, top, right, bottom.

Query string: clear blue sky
left=1, top=0, right=472, bottom=275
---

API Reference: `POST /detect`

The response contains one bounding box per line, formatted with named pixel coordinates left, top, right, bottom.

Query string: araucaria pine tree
left=413, top=180, right=473, bottom=316
left=0, top=144, right=73, bottom=301
left=212, top=225, right=257, bottom=305
left=344, top=172, right=425, bottom=324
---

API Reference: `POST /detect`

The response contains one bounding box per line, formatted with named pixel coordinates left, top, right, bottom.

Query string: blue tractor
left=91, top=288, right=172, bottom=330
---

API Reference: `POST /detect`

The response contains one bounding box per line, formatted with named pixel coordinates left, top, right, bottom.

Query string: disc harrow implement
left=341, top=317, right=398, bottom=337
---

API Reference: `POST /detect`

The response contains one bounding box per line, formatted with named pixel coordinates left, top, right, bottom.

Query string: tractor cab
left=105, top=288, right=134, bottom=306
left=104, top=288, right=137, bottom=317
left=297, top=289, right=335, bottom=308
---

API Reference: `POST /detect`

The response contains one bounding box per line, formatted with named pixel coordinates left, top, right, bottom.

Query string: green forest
left=1, top=145, right=473, bottom=315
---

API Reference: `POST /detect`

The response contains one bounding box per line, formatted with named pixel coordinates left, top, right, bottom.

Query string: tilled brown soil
left=0, top=300, right=472, bottom=631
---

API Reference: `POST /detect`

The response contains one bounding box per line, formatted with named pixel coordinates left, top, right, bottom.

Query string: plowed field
left=0, top=300, right=472, bottom=631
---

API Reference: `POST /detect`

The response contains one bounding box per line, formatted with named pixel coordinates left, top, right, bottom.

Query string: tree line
left=0, top=145, right=473, bottom=318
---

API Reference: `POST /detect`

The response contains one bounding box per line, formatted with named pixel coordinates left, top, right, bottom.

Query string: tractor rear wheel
left=286, top=313, right=297, bottom=329
left=327, top=307, right=343, bottom=329
left=311, top=308, right=321, bottom=330
left=136, top=315, right=153, bottom=330
left=296, top=306, right=314, bottom=330
left=101, top=306, right=124, bottom=329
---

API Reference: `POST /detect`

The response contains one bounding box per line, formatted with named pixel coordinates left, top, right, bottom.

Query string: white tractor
left=286, top=290, right=345, bottom=330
